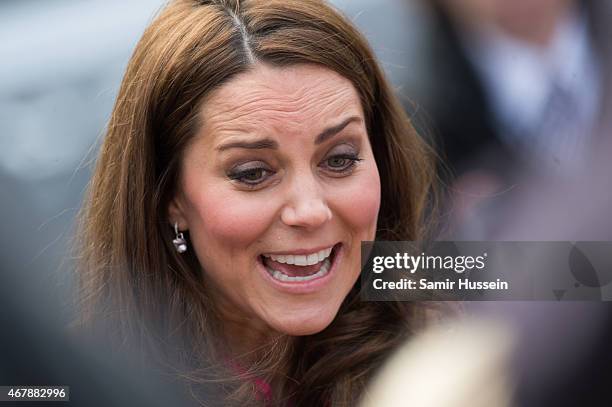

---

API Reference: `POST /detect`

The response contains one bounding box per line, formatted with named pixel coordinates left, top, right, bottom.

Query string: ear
left=168, top=194, right=189, bottom=231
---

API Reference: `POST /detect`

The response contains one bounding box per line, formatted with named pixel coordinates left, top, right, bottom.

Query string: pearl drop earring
left=172, top=222, right=188, bottom=253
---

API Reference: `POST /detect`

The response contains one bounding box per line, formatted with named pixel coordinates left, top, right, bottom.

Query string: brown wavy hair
left=75, top=0, right=437, bottom=405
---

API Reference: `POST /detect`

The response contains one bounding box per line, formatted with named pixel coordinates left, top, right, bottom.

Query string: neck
left=206, top=288, right=277, bottom=358
left=222, top=316, right=278, bottom=358
left=447, top=0, right=576, bottom=48
left=495, top=0, right=575, bottom=47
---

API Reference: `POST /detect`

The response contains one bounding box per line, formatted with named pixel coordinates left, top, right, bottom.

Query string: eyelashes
left=321, top=153, right=363, bottom=173
left=227, top=153, right=363, bottom=189
left=227, top=165, right=273, bottom=186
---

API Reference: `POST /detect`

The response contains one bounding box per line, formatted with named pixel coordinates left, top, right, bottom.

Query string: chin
left=268, top=306, right=339, bottom=336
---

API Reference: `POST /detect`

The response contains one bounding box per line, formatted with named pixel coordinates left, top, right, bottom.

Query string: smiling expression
left=169, top=63, right=381, bottom=342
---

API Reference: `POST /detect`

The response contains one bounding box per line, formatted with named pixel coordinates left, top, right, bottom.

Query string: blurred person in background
left=394, top=2, right=612, bottom=406
left=407, top=0, right=612, bottom=237
left=418, top=0, right=612, bottom=178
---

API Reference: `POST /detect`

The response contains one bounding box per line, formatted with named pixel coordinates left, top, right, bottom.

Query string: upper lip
left=261, top=243, right=339, bottom=256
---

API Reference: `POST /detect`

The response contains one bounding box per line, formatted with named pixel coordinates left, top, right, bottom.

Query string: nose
left=280, top=175, right=332, bottom=229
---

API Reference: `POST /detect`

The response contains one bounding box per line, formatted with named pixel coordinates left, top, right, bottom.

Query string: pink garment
left=226, top=359, right=273, bottom=405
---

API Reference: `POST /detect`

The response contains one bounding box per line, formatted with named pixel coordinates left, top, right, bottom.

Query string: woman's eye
left=322, top=154, right=362, bottom=173
left=228, top=166, right=274, bottom=187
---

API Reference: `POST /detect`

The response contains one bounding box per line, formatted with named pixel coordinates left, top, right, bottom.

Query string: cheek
left=331, top=165, right=381, bottom=237
left=187, top=189, right=277, bottom=248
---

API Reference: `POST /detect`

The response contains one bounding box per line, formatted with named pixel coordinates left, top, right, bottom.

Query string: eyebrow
left=315, top=116, right=362, bottom=144
left=216, top=116, right=363, bottom=152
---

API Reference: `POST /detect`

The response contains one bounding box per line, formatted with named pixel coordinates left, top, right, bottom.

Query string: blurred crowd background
left=1, top=0, right=611, bottom=405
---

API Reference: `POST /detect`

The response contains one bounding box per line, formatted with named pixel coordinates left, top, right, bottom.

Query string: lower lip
left=257, top=243, right=343, bottom=294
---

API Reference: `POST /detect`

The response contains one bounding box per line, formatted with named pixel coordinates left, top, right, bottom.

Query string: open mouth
left=259, top=243, right=341, bottom=283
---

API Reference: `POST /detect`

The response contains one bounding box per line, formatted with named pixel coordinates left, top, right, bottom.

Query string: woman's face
left=170, top=63, right=381, bottom=340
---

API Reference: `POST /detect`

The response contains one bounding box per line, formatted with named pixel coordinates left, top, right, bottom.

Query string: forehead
left=199, top=63, right=364, bottom=138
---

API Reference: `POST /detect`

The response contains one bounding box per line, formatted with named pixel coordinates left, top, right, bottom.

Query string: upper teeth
left=263, top=247, right=333, bottom=266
